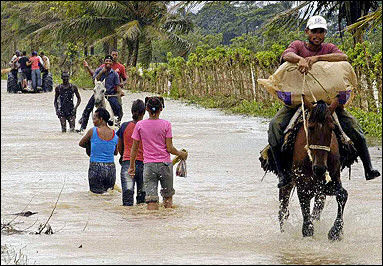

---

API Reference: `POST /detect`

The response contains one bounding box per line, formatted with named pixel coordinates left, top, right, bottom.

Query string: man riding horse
left=78, top=55, right=122, bottom=132
left=268, top=15, right=380, bottom=188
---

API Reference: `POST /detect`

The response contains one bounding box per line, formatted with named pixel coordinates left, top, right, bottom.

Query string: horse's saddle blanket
left=259, top=108, right=358, bottom=175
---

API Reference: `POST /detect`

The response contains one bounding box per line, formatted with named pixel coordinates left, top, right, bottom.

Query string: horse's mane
left=309, top=100, right=329, bottom=123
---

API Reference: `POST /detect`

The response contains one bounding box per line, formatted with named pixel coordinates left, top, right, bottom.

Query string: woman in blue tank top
left=79, top=108, right=118, bottom=194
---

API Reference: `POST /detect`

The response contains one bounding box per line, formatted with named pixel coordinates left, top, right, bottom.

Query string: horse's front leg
left=279, top=182, right=294, bottom=232
left=297, top=190, right=314, bottom=237
left=328, top=185, right=348, bottom=241
left=312, top=194, right=326, bottom=221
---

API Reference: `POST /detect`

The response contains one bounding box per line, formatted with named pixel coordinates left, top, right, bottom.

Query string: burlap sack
left=258, top=61, right=357, bottom=107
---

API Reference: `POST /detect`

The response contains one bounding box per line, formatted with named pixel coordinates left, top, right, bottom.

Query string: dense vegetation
left=1, top=1, right=381, bottom=138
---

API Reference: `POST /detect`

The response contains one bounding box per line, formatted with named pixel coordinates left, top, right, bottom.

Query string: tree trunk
left=121, top=38, right=127, bottom=64
left=131, top=39, right=140, bottom=67
left=90, top=46, right=95, bottom=55
left=13, top=40, right=17, bottom=53
left=84, top=46, right=88, bottom=56
left=103, top=41, right=110, bottom=56
left=344, top=1, right=373, bottom=45
left=113, top=37, right=118, bottom=51
left=126, top=39, right=134, bottom=67
left=141, top=38, right=152, bottom=69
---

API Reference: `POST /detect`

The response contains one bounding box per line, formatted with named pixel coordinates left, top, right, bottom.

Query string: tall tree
left=57, top=1, right=193, bottom=67
left=261, top=1, right=380, bottom=45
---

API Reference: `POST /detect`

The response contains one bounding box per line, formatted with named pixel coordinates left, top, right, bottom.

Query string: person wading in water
left=79, top=107, right=118, bottom=194
left=54, top=71, right=81, bottom=132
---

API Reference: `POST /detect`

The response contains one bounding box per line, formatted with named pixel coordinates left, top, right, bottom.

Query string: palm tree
left=244, top=1, right=381, bottom=45
left=57, top=1, right=193, bottom=67
left=346, top=6, right=382, bottom=38
left=1, top=1, right=63, bottom=56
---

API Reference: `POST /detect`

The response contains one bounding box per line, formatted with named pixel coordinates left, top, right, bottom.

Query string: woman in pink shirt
left=128, top=96, right=187, bottom=210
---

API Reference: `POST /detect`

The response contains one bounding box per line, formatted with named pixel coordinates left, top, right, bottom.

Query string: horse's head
left=93, top=80, right=106, bottom=107
left=303, top=95, right=339, bottom=177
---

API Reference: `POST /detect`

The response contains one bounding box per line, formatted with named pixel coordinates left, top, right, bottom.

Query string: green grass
left=2, top=72, right=9, bottom=80
left=348, top=106, right=382, bottom=138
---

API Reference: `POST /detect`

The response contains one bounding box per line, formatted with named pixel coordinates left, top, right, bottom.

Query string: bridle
left=301, top=73, right=332, bottom=157
left=306, top=144, right=331, bottom=152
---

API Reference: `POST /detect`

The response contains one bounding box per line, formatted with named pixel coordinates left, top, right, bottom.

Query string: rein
left=301, top=73, right=311, bottom=159
left=301, top=72, right=331, bottom=157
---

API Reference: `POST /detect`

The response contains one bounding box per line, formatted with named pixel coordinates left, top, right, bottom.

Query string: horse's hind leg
left=279, top=183, right=294, bottom=232
left=328, top=186, right=348, bottom=241
left=312, top=194, right=326, bottom=221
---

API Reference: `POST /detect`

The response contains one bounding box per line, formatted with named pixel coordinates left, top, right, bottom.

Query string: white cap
left=306, top=15, right=327, bottom=30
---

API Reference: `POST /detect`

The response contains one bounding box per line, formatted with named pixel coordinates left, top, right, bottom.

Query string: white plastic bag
left=176, top=159, right=187, bottom=177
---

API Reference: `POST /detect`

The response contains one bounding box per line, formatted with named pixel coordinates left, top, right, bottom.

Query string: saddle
left=259, top=108, right=358, bottom=176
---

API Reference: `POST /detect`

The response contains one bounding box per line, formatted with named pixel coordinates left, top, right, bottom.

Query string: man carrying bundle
left=268, top=15, right=380, bottom=188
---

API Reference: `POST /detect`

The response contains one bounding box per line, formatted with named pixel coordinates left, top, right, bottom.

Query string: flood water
left=1, top=80, right=382, bottom=264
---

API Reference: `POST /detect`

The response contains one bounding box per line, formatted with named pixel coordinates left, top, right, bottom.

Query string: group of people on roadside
left=54, top=50, right=188, bottom=210
left=9, top=50, right=50, bottom=92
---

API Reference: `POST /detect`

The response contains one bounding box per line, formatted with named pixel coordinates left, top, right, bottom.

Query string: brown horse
left=279, top=95, right=348, bottom=241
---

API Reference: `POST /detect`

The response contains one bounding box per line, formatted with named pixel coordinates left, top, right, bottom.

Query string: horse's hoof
left=328, top=219, right=343, bottom=241
left=302, top=222, right=314, bottom=237
left=366, top=169, right=380, bottom=180
left=328, top=227, right=343, bottom=241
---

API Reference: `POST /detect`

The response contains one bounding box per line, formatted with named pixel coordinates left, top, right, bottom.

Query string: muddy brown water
left=1, top=80, right=382, bottom=264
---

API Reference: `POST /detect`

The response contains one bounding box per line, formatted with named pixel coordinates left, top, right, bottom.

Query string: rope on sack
left=300, top=73, right=312, bottom=161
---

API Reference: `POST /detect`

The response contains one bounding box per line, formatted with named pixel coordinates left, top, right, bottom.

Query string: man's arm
left=9, top=55, right=17, bottom=67
left=304, top=53, right=348, bottom=71
left=116, top=125, right=125, bottom=156
left=113, top=72, right=120, bottom=93
left=282, top=52, right=304, bottom=64
left=54, top=86, right=60, bottom=114
left=83, top=60, right=94, bottom=77
left=38, top=56, right=44, bottom=67
left=117, top=77, right=126, bottom=94
left=73, top=86, right=81, bottom=110
left=307, top=53, right=348, bottom=64
left=95, top=67, right=105, bottom=81
left=118, top=77, right=126, bottom=97
left=283, top=52, right=311, bottom=74
left=119, top=65, right=128, bottom=88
